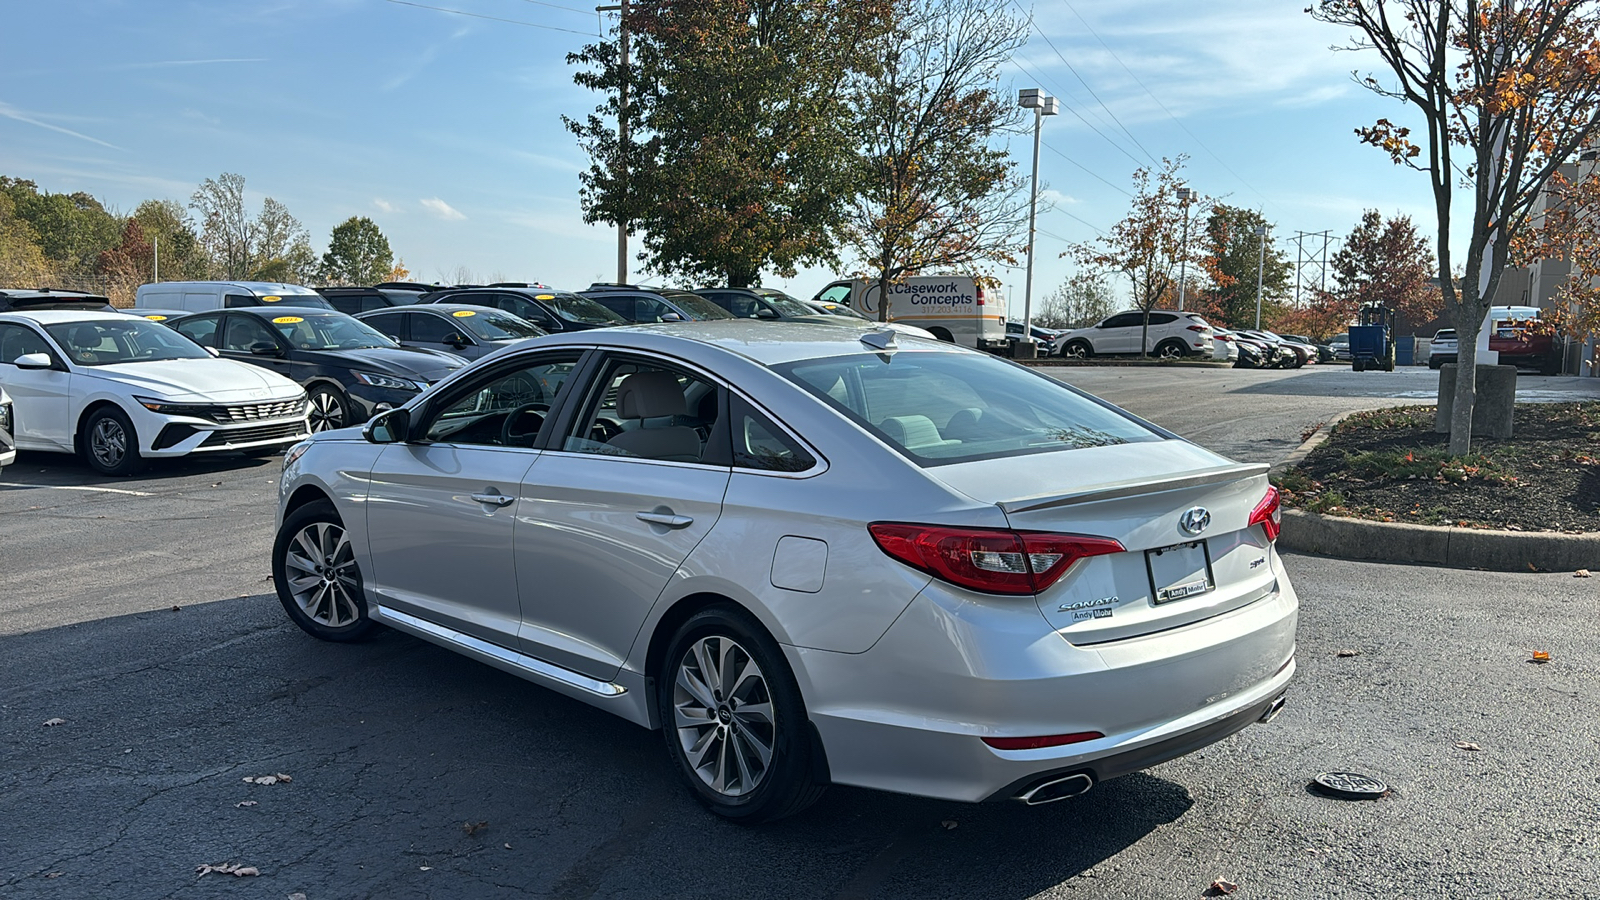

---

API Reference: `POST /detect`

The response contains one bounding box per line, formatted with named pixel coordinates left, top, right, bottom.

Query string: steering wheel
left=501, top=403, right=550, bottom=447
left=339, top=338, right=368, bottom=349
left=588, top=418, right=623, bottom=444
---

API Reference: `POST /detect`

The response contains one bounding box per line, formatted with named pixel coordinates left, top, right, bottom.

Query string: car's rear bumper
left=790, top=568, right=1299, bottom=803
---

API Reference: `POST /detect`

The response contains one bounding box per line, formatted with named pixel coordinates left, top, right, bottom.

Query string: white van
left=812, top=276, right=1007, bottom=351
left=134, top=281, right=332, bottom=316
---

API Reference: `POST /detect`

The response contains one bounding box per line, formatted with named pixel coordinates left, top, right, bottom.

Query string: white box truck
left=811, top=276, right=1007, bottom=351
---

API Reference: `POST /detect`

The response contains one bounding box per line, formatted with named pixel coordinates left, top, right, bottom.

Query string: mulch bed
left=1278, top=403, right=1600, bottom=533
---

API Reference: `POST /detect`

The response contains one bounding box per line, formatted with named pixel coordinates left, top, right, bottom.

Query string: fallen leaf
left=503, top=843, right=512, bottom=850
left=1207, top=878, right=1239, bottom=895
left=941, top=820, right=958, bottom=830
left=275, top=773, right=293, bottom=783
left=236, top=800, right=258, bottom=808
left=1336, top=649, right=1360, bottom=658
left=462, top=821, right=488, bottom=836
left=243, top=774, right=284, bottom=785
left=44, top=872, right=62, bottom=879
left=1455, top=741, right=1482, bottom=751
left=232, top=867, right=259, bottom=877
left=41, top=718, right=66, bottom=727
left=1576, top=569, right=1591, bottom=578
left=1530, top=650, right=1551, bottom=664
left=289, top=894, right=308, bottom=900
left=419, top=866, right=433, bottom=872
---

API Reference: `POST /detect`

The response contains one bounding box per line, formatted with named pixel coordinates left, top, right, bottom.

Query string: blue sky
left=1, top=0, right=1439, bottom=308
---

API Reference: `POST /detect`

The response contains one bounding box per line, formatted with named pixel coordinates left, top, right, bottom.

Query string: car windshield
left=267, top=313, right=397, bottom=350
left=754, top=290, right=815, bottom=317
left=46, top=318, right=211, bottom=366
left=1435, top=330, right=1456, bottom=339
left=660, top=291, right=736, bottom=320
left=778, top=351, right=1162, bottom=466
left=812, top=303, right=868, bottom=320
left=453, top=310, right=547, bottom=340
left=537, top=292, right=626, bottom=326
left=257, top=294, right=334, bottom=310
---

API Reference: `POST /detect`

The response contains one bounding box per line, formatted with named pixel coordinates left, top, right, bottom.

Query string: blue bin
left=1396, top=336, right=1415, bottom=366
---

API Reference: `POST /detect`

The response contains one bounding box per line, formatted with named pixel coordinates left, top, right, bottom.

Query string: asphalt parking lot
left=4, top=364, right=1600, bottom=899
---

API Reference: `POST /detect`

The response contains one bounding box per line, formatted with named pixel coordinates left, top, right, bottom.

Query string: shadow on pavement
left=0, top=596, right=1193, bottom=899
left=0, top=448, right=281, bottom=489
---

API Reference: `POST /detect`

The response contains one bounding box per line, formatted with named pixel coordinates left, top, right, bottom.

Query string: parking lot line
left=0, top=482, right=154, bottom=497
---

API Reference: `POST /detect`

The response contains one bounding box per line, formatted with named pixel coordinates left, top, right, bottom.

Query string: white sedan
left=0, top=310, right=310, bottom=475
left=274, top=320, right=1296, bottom=822
left=0, top=385, right=13, bottom=473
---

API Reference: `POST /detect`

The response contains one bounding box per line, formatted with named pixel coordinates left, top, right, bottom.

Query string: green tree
left=567, top=0, right=891, bottom=286
left=319, top=216, right=395, bottom=286
left=1036, top=269, right=1116, bottom=329
left=189, top=173, right=316, bottom=283
left=841, top=0, right=1030, bottom=319
left=1311, top=0, right=1600, bottom=453
left=131, top=200, right=210, bottom=281
left=1196, top=204, right=1291, bottom=330
left=0, top=177, right=121, bottom=282
left=0, top=191, right=55, bottom=288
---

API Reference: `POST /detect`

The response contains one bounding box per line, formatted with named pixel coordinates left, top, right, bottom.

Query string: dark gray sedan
left=357, top=304, right=547, bottom=361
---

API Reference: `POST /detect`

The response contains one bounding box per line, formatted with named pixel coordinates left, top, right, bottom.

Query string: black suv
left=317, top=284, right=442, bottom=315
left=417, top=286, right=624, bottom=333
left=693, top=287, right=843, bottom=325
left=0, top=288, right=115, bottom=313
left=579, top=283, right=734, bottom=324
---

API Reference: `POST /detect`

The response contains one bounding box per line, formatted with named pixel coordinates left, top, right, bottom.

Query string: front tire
left=82, top=406, right=144, bottom=476
left=274, top=499, right=376, bottom=642
left=1062, top=340, right=1092, bottom=359
left=307, top=385, right=352, bottom=433
left=657, top=605, right=824, bottom=824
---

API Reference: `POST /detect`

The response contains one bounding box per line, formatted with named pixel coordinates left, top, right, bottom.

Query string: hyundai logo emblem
left=1179, top=507, right=1211, bottom=536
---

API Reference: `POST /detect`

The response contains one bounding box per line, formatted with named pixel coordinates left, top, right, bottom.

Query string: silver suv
left=1058, top=310, right=1214, bottom=359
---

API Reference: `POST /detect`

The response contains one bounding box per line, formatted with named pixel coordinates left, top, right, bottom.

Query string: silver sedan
left=273, top=321, right=1297, bottom=822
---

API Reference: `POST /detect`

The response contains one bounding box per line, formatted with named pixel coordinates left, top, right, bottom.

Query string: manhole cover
left=1311, top=771, right=1388, bottom=800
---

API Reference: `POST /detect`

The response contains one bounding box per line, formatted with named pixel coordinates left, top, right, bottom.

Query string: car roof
left=0, top=309, right=141, bottom=325
left=523, top=319, right=952, bottom=367
left=369, top=303, right=492, bottom=315
left=189, top=306, right=344, bottom=318
left=143, top=281, right=319, bottom=295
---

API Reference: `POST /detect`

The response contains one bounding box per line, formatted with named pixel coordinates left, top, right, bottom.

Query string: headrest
left=616, top=370, right=688, bottom=419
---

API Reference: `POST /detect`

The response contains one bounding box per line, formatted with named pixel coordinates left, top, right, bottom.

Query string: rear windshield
left=252, top=293, right=333, bottom=310
left=267, top=313, right=396, bottom=351
left=660, top=291, right=736, bottom=320
left=754, top=290, right=814, bottom=318
left=538, top=292, right=626, bottom=326
left=1434, top=330, right=1456, bottom=339
left=777, top=351, right=1162, bottom=466
left=455, top=309, right=546, bottom=340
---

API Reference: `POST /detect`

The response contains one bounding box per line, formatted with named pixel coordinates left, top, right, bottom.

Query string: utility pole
left=597, top=0, right=631, bottom=284
left=1289, top=230, right=1336, bottom=305
left=1253, top=223, right=1267, bottom=330
left=153, top=235, right=159, bottom=283
left=1175, top=186, right=1194, bottom=311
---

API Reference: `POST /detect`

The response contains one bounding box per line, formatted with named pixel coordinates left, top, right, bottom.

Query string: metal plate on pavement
left=1311, top=771, right=1388, bottom=800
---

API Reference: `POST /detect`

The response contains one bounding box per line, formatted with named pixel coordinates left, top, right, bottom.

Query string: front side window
left=779, top=351, right=1162, bottom=466
left=223, top=315, right=281, bottom=352
left=424, top=353, right=581, bottom=447
left=533, top=291, right=626, bottom=326
left=705, top=292, right=760, bottom=318
left=564, top=358, right=721, bottom=464
left=269, top=314, right=396, bottom=351
left=411, top=313, right=467, bottom=344
left=816, top=285, right=852, bottom=305
left=44, top=319, right=210, bottom=366
left=1102, top=313, right=1144, bottom=329
left=0, top=323, right=54, bottom=365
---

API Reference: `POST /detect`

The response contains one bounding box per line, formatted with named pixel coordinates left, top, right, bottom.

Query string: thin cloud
left=421, top=197, right=466, bottom=221
left=0, top=101, right=121, bottom=150
left=122, top=58, right=269, bottom=69
left=374, top=198, right=399, bottom=214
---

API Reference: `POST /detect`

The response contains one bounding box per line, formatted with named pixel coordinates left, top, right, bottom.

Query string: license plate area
left=1146, top=540, right=1214, bottom=605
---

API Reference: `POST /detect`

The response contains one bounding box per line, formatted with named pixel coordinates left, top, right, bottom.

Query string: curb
left=1019, top=358, right=1235, bottom=369
left=1273, top=411, right=1600, bottom=571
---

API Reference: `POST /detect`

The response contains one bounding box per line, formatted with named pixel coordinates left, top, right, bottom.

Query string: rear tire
left=657, top=605, right=824, bottom=824
left=273, top=499, right=377, bottom=642
left=1155, top=339, right=1186, bottom=360
left=1353, top=358, right=1366, bottom=372
left=82, top=406, right=144, bottom=477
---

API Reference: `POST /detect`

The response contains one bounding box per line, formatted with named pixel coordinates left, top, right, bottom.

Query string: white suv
left=0, top=386, right=14, bottom=474
left=1427, top=329, right=1458, bottom=369
left=1058, top=310, right=1215, bottom=359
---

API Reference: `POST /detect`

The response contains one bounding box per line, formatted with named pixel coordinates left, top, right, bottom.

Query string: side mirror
left=660, top=312, right=684, bottom=322
left=755, top=307, right=779, bottom=320
left=444, top=332, right=469, bottom=348
left=205, top=347, right=221, bottom=358
left=14, top=352, right=53, bottom=370
left=363, top=407, right=411, bottom=444
left=249, top=341, right=283, bottom=357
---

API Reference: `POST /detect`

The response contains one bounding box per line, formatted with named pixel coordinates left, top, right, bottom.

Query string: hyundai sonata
left=274, top=322, right=1296, bottom=822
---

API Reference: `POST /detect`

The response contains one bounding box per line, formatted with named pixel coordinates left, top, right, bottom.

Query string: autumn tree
left=1036, top=269, right=1117, bottom=329
left=190, top=174, right=316, bottom=283
left=95, top=220, right=154, bottom=304
left=132, top=200, right=210, bottom=281
left=1195, top=204, right=1292, bottom=330
left=567, top=1, right=891, bottom=287
left=1312, top=0, right=1600, bottom=453
left=1518, top=150, right=1600, bottom=356
left=319, top=217, right=394, bottom=286
left=1327, top=209, right=1439, bottom=331
left=1070, top=158, right=1219, bottom=354
left=842, top=0, right=1030, bottom=320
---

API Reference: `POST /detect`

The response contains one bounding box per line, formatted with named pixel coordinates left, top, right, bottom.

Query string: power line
left=1052, top=210, right=1107, bottom=235
left=1010, top=54, right=1147, bottom=169
left=382, top=0, right=597, bottom=35
left=1040, top=139, right=1134, bottom=198
left=510, top=0, right=593, bottom=12
left=1012, top=0, right=1160, bottom=167
left=1058, top=0, right=1273, bottom=210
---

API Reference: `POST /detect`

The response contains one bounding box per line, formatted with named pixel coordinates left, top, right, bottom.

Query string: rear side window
left=223, top=294, right=258, bottom=308
left=363, top=312, right=407, bottom=340
left=1147, top=313, right=1177, bottom=325
left=730, top=395, right=814, bottom=473
left=172, top=316, right=219, bottom=347
left=779, top=351, right=1161, bottom=466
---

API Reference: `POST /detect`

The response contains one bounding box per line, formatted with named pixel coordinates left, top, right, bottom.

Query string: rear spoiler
left=997, top=462, right=1269, bottom=514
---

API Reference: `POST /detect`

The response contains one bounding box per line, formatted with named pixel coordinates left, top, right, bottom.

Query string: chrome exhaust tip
left=1017, top=772, right=1094, bottom=805
left=1259, top=693, right=1287, bottom=724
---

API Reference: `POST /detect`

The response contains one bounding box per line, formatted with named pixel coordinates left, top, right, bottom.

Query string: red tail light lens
left=869, top=523, right=1124, bottom=596
left=1186, top=324, right=1209, bottom=333
left=982, top=731, right=1105, bottom=750
left=1249, top=486, right=1282, bottom=542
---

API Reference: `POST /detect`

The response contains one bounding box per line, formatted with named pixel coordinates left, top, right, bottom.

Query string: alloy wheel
left=90, top=417, right=127, bottom=468
left=1158, top=343, right=1184, bottom=360
left=672, top=635, right=776, bottom=797
left=282, top=521, right=361, bottom=628
left=309, top=390, right=345, bottom=433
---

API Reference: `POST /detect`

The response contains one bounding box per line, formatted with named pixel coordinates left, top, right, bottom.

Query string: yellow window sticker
left=144, top=314, right=167, bottom=321
left=534, top=294, right=555, bottom=300
left=451, top=309, right=477, bottom=317
left=272, top=316, right=304, bottom=324
left=261, top=296, right=282, bottom=302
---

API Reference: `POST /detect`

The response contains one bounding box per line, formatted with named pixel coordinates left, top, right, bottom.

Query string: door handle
left=471, top=491, right=515, bottom=508
left=637, top=511, right=694, bottom=528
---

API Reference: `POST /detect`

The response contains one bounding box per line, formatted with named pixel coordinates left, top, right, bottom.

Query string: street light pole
left=1253, top=223, right=1268, bottom=330
left=597, top=0, right=631, bottom=284
left=1017, top=88, right=1058, bottom=359
left=1175, top=187, right=1193, bottom=311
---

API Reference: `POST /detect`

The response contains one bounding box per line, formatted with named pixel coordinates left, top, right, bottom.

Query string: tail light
left=976, top=286, right=985, bottom=306
left=1186, top=324, right=1209, bottom=333
left=1249, top=486, right=1282, bottom=542
left=1216, top=334, right=1234, bottom=342
left=869, top=523, right=1124, bottom=595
